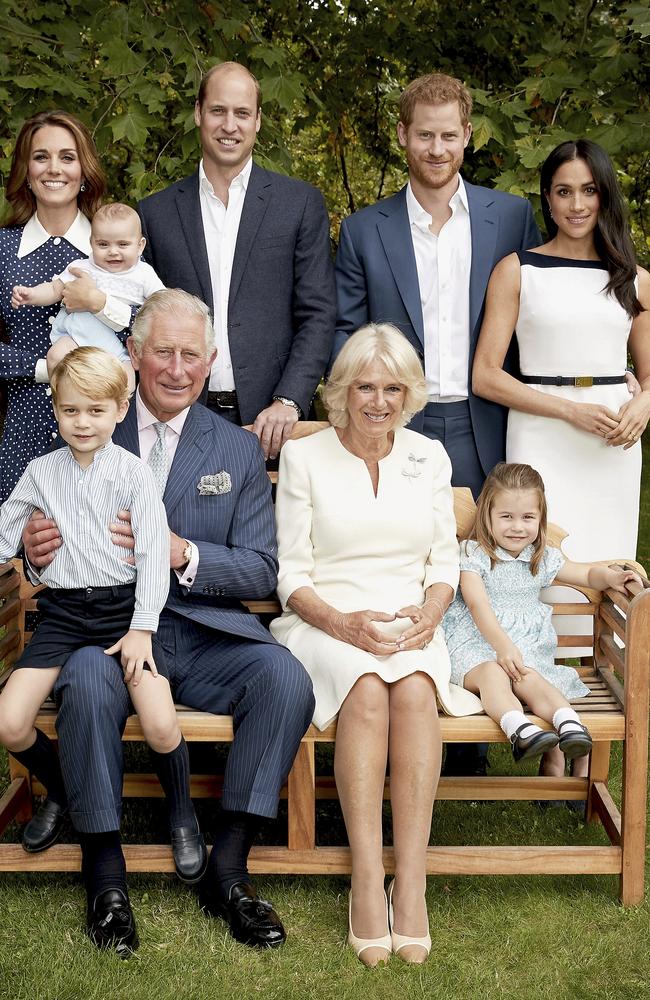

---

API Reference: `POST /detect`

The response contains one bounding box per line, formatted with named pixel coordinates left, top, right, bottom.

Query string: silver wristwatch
left=272, top=396, right=302, bottom=417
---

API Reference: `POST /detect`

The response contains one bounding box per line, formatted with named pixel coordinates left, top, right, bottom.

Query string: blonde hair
left=323, top=323, right=428, bottom=428
left=50, top=346, right=129, bottom=407
left=399, top=73, right=473, bottom=128
left=92, top=202, right=142, bottom=235
left=470, top=463, right=548, bottom=576
left=130, top=288, right=216, bottom=358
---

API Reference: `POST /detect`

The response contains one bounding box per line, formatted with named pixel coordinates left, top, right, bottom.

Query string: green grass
left=1, top=440, right=649, bottom=1000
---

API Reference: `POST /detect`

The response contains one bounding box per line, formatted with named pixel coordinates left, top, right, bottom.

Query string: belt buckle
left=574, top=376, right=593, bottom=388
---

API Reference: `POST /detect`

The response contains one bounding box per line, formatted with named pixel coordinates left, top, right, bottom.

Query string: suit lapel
left=229, top=163, right=271, bottom=305
left=175, top=173, right=213, bottom=310
left=113, top=403, right=140, bottom=457
left=376, top=188, right=424, bottom=345
left=466, top=181, right=498, bottom=343
left=163, top=405, right=213, bottom=518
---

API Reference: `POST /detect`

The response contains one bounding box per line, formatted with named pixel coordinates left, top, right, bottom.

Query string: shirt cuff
left=35, top=359, right=50, bottom=383
left=95, top=294, right=132, bottom=332
left=129, top=611, right=160, bottom=631
left=175, top=541, right=198, bottom=587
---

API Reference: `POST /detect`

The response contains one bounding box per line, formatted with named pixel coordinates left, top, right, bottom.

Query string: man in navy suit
left=138, top=62, right=335, bottom=460
left=24, top=289, right=315, bottom=955
left=334, top=73, right=540, bottom=777
left=334, top=72, right=540, bottom=499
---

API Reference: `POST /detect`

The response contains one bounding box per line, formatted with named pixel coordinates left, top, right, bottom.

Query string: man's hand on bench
left=23, top=510, right=62, bottom=568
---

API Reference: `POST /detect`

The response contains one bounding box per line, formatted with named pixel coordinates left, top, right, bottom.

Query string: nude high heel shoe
left=387, top=879, right=431, bottom=963
left=348, top=890, right=391, bottom=967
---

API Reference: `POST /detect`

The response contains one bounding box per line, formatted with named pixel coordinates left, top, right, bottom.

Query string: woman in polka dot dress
left=0, top=111, right=110, bottom=502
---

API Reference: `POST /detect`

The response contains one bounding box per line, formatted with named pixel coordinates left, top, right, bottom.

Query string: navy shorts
left=13, top=583, right=168, bottom=678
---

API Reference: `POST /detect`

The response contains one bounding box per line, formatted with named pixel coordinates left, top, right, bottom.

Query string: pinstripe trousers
left=54, top=612, right=315, bottom=833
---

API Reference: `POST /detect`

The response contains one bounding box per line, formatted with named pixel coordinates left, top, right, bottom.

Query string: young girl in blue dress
left=443, top=462, right=640, bottom=762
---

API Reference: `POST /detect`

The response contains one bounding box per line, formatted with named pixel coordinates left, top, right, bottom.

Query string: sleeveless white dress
left=507, top=251, right=640, bottom=562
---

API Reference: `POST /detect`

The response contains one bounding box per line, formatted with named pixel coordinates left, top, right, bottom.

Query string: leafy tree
left=0, top=0, right=647, bottom=256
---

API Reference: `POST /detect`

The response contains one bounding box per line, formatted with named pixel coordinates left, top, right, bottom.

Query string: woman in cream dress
left=271, top=324, right=480, bottom=968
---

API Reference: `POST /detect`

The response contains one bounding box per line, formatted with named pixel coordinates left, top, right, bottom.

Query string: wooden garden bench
left=0, top=421, right=648, bottom=905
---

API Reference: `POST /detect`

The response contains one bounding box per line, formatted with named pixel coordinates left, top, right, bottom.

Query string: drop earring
left=26, top=180, right=31, bottom=190
left=80, top=181, right=86, bottom=192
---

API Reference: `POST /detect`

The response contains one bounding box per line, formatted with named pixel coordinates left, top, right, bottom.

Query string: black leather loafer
left=511, top=726, right=559, bottom=762
left=86, top=888, right=139, bottom=958
left=171, top=825, right=208, bottom=883
left=199, top=879, right=286, bottom=948
left=22, top=799, right=67, bottom=853
left=557, top=721, right=593, bottom=759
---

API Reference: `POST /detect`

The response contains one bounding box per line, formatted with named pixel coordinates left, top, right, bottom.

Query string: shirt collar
left=135, top=389, right=190, bottom=437
left=406, top=175, right=469, bottom=227
left=496, top=543, right=535, bottom=563
left=17, top=210, right=91, bottom=259
left=199, top=157, right=252, bottom=200
left=66, top=438, right=114, bottom=468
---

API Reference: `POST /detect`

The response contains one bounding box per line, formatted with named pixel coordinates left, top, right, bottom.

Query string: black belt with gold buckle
left=207, top=390, right=238, bottom=409
left=520, top=375, right=627, bottom=388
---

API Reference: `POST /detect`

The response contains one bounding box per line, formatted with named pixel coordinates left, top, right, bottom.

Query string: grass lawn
left=1, top=440, right=649, bottom=1000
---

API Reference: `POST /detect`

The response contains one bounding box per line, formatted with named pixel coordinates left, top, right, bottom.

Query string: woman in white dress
left=270, top=324, right=481, bottom=967
left=472, top=139, right=650, bottom=779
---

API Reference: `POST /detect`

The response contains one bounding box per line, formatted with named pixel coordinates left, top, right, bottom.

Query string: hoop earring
left=80, top=182, right=86, bottom=192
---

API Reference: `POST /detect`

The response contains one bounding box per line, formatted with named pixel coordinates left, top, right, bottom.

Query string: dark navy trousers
left=54, top=612, right=315, bottom=833
left=422, top=400, right=485, bottom=501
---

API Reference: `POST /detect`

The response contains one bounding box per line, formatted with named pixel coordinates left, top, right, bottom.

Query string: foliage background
left=0, top=0, right=648, bottom=257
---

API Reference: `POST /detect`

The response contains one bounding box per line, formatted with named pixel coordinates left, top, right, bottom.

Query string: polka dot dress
left=0, top=222, right=88, bottom=502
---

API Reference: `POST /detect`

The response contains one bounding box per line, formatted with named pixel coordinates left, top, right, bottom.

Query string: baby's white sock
left=552, top=707, right=583, bottom=734
left=500, top=710, right=543, bottom=741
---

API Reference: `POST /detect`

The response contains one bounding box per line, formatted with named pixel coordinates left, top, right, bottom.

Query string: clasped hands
left=331, top=599, right=444, bottom=655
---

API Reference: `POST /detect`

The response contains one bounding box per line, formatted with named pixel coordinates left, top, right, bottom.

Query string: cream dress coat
left=270, top=426, right=483, bottom=729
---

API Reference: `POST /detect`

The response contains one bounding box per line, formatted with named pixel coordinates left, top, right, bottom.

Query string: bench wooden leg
left=619, top=592, right=650, bottom=906
left=8, top=755, right=33, bottom=824
left=586, top=741, right=610, bottom=823
left=287, top=741, right=315, bottom=851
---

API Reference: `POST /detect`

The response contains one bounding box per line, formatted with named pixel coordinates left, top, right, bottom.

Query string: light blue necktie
left=148, top=421, right=169, bottom=495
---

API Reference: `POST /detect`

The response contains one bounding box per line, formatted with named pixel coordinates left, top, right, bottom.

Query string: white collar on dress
left=17, top=210, right=91, bottom=259
left=496, top=544, right=535, bottom=563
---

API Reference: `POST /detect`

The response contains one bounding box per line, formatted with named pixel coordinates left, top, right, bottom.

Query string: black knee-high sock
left=150, top=736, right=196, bottom=830
left=10, top=728, right=67, bottom=808
left=207, top=809, right=263, bottom=898
left=79, top=831, right=127, bottom=902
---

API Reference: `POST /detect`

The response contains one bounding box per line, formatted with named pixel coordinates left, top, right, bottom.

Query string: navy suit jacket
left=112, top=402, right=278, bottom=644
left=137, top=164, right=336, bottom=422
left=334, top=181, right=541, bottom=476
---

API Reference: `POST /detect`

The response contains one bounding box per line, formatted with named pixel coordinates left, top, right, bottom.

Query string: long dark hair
left=540, top=139, right=642, bottom=318
left=3, top=110, right=105, bottom=228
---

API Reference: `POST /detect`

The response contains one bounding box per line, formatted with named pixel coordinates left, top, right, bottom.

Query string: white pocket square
left=197, top=472, right=232, bottom=496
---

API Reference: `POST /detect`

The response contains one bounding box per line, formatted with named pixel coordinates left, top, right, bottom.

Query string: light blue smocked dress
left=443, top=540, right=590, bottom=700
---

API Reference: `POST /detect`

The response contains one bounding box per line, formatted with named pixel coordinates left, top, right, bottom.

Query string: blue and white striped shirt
left=0, top=440, right=169, bottom=631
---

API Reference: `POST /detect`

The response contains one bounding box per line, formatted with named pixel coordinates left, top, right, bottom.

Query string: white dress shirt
left=19, top=212, right=133, bottom=386
left=406, top=179, right=472, bottom=400
left=198, top=158, right=252, bottom=391
left=135, top=391, right=198, bottom=586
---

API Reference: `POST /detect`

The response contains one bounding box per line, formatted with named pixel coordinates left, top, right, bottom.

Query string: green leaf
left=110, top=106, right=153, bottom=145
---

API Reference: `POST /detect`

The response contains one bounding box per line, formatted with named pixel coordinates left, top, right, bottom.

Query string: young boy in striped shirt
left=0, top=347, right=206, bottom=895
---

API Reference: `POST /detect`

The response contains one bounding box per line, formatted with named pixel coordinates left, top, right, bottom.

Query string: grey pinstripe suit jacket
left=113, top=402, right=278, bottom=644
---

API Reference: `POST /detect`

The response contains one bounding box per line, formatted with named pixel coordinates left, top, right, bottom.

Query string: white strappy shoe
left=348, top=890, right=391, bottom=967
left=387, top=879, right=431, bottom=963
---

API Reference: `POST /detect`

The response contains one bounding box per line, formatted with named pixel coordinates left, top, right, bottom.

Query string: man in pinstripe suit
left=24, top=289, right=315, bottom=955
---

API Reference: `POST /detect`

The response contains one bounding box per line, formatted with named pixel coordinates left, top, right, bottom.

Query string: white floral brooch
left=402, top=453, right=426, bottom=480
left=197, top=471, right=232, bottom=496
